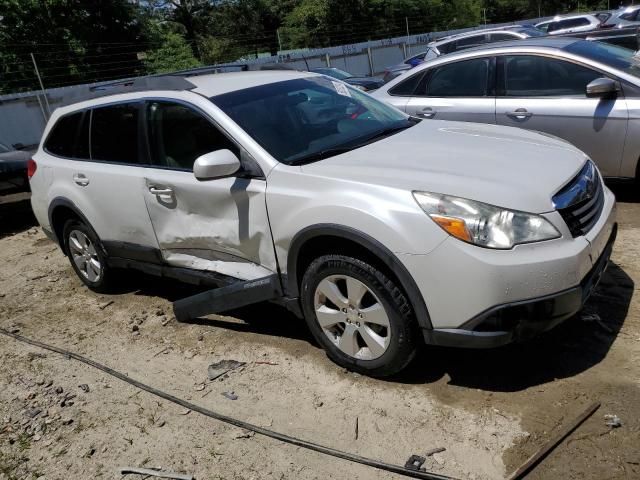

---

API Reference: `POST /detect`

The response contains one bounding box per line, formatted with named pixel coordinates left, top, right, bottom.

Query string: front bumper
left=423, top=224, right=617, bottom=348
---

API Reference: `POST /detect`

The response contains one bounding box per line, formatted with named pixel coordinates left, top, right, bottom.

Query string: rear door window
left=146, top=101, right=239, bottom=170
left=45, top=112, right=84, bottom=158
left=422, top=58, right=490, bottom=97
left=90, top=103, right=140, bottom=164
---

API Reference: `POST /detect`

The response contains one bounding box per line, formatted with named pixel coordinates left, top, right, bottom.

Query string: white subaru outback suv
left=29, top=71, right=617, bottom=377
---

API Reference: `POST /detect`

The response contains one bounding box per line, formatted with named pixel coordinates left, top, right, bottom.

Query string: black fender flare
left=286, top=224, right=433, bottom=330
left=47, top=197, right=98, bottom=252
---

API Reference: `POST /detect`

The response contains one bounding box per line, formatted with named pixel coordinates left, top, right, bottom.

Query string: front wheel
left=300, top=254, right=418, bottom=377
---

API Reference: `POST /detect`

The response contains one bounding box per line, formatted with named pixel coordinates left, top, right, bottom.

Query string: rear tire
left=300, top=254, right=418, bottom=377
left=62, top=219, right=114, bottom=293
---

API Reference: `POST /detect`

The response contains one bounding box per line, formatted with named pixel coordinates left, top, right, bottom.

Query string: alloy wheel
left=313, top=274, right=391, bottom=360
left=68, top=230, right=102, bottom=282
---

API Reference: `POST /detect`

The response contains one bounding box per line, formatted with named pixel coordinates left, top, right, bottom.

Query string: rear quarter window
left=44, top=112, right=85, bottom=158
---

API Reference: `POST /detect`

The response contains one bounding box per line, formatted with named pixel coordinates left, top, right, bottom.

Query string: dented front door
left=142, top=171, right=277, bottom=280
left=141, top=100, right=277, bottom=281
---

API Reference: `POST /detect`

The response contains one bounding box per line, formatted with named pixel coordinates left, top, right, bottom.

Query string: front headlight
left=413, top=191, right=560, bottom=249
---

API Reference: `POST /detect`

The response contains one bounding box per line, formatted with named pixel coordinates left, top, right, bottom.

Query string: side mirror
left=193, top=149, right=241, bottom=180
left=586, top=77, right=620, bottom=98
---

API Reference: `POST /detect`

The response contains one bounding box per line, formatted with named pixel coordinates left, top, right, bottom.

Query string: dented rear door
left=142, top=100, right=277, bottom=281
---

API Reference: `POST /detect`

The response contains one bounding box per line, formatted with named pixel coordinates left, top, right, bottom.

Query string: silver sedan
left=373, top=37, right=640, bottom=180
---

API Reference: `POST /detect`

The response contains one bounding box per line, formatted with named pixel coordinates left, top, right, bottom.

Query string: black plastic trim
left=102, top=241, right=163, bottom=264
left=173, top=274, right=282, bottom=321
left=47, top=197, right=97, bottom=250
left=107, top=257, right=239, bottom=288
left=286, top=224, right=433, bottom=330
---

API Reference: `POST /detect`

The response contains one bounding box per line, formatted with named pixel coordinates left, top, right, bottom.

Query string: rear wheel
left=300, top=254, right=418, bottom=377
left=63, top=219, right=114, bottom=293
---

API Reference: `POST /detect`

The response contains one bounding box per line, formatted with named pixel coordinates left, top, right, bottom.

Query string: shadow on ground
left=126, top=259, right=633, bottom=393
left=607, top=181, right=640, bottom=203
left=0, top=193, right=36, bottom=239
left=394, top=262, right=634, bottom=391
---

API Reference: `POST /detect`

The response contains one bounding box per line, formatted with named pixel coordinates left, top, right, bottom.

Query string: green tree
left=144, top=32, right=201, bottom=73
left=0, top=0, right=148, bottom=93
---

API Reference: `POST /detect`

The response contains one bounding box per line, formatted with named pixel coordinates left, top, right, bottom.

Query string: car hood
left=301, top=120, right=588, bottom=213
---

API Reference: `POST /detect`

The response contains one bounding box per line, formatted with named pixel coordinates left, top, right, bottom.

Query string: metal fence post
left=30, top=53, right=51, bottom=120
left=325, top=53, right=331, bottom=67
left=402, top=43, right=407, bottom=58
left=367, top=47, right=374, bottom=76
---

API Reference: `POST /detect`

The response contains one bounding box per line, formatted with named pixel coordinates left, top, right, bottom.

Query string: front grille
left=553, top=161, right=604, bottom=238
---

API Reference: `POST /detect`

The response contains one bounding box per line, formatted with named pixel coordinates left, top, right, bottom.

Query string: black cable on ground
left=0, top=328, right=456, bottom=480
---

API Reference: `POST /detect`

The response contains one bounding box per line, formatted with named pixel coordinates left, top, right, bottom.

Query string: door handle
left=148, top=186, right=174, bottom=195
left=73, top=173, right=89, bottom=187
left=506, top=108, right=533, bottom=119
left=416, top=107, right=436, bottom=118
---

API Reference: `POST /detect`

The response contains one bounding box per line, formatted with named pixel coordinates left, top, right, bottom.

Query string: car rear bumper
left=422, top=223, right=617, bottom=348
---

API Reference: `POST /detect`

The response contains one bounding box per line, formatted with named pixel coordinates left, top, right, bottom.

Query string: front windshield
left=211, top=76, right=413, bottom=165
left=565, top=40, right=640, bottom=80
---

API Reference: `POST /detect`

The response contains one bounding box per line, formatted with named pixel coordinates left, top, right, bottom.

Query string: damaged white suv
left=29, top=71, right=617, bottom=377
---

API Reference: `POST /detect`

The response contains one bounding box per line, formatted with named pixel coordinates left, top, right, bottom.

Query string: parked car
left=373, top=37, right=640, bottom=180
left=382, top=26, right=546, bottom=83
left=535, top=14, right=606, bottom=35
left=607, top=5, right=640, bottom=28
left=29, top=70, right=616, bottom=377
left=310, top=67, right=384, bottom=91
left=0, top=142, right=35, bottom=195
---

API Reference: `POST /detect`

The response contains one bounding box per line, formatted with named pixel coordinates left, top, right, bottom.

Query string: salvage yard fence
left=1, top=16, right=639, bottom=149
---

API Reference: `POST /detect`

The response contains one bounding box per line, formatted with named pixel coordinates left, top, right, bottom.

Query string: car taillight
left=27, top=158, right=37, bottom=179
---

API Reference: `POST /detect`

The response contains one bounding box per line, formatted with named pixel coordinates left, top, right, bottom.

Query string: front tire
left=300, top=254, right=418, bottom=377
left=63, top=219, right=114, bottom=293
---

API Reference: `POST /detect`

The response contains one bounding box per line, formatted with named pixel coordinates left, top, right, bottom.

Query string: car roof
left=187, top=70, right=316, bottom=97
left=52, top=69, right=317, bottom=114
left=462, top=36, right=582, bottom=52
left=432, top=25, right=525, bottom=43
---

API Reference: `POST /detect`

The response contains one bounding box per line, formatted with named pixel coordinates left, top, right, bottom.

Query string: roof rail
left=54, top=63, right=254, bottom=105
left=162, top=64, right=249, bottom=77
left=436, top=24, right=524, bottom=41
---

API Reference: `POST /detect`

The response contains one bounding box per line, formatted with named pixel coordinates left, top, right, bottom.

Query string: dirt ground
left=0, top=185, right=639, bottom=480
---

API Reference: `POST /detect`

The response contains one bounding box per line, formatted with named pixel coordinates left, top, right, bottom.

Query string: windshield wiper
left=352, top=122, right=414, bottom=147
left=288, top=146, right=356, bottom=165
left=287, top=120, right=417, bottom=166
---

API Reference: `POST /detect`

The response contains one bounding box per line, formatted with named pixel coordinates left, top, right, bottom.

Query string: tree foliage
left=0, top=0, right=620, bottom=93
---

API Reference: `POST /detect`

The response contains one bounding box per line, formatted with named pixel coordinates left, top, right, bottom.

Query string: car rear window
left=45, top=112, right=84, bottom=158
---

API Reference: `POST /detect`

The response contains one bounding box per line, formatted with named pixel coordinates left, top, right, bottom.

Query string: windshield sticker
left=332, top=81, right=351, bottom=97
